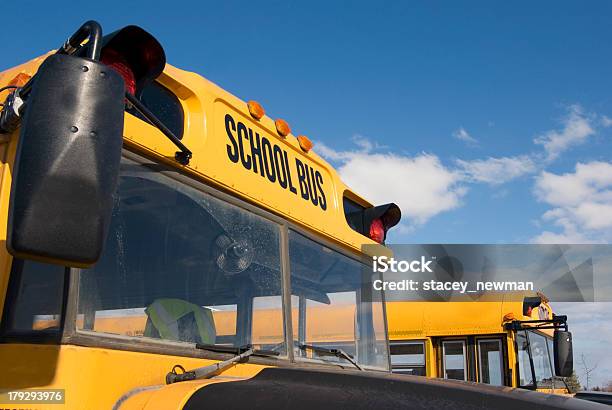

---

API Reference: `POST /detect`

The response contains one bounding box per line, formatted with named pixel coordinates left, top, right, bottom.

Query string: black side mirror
left=7, top=53, right=125, bottom=267
left=553, top=330, right=573, bottom=377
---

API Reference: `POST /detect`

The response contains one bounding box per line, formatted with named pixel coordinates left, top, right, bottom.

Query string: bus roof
left=386, top=293, right=558, bottom=339
left=0, top=54, right=387, bottom=254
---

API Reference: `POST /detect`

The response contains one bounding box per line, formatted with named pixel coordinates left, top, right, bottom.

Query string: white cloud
left=315, top=135, right=379, bottom=161
left=532, top=161, right=612, bottom=243
left=317, top=139, right=466, bottom=226
left=315, top=142, right=351, bottom=162
left=456, top=155, right=536, bottom=185
left=452, top=127, right=478, bottom=145
left=601, top=115, right=612, bottom=127
left=534, top=105, right=596, bottom=161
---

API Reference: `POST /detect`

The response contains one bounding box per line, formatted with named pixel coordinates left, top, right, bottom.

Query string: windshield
left=76, top=158, right=389, bottom=370
left=289, top=230, right=389, bottom=370
left=77, top=159, right=285, bottom=353
left=516, top=330, right=555, bottom=389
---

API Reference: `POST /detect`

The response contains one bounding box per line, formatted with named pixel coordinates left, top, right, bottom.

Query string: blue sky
left=2, top=0, right=611, bottom=387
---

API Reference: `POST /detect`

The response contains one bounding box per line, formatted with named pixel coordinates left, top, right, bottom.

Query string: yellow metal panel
left=0, top=50, right=395, bottom=410
left=0, top=344, right=268, bottom=410
left=0, top=55, right=383, bottom=258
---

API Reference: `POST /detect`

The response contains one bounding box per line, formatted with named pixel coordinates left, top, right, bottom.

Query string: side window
left=76, top=158, right=285, bottom=353
left=442, top=340, right=467, bottom=380
left=342, top=196, right=365, bottom=233
left=390, top=341, right=426, bottom=376
left=1, top=260, right=66, bottom=336
left=477, top=339, right=504, bottom=386
left=128, top=82, right=185, bottom=139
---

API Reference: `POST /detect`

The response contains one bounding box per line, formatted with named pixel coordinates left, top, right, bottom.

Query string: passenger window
left=342, top=196, right=366, bottom=233
left=1, top=260, right=66, bottom=335
left=442, top=340, right=467, bottom=380
left=76, top=158, right=284, bottom=354
left=390, top=341, right=426, bottom=376
left=477, top=339, right=504, bottom=386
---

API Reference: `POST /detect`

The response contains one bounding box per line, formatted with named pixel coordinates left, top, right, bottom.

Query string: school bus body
left=0, top=53, right=384, bottom=410
left=0, top=32, right=599, bottom=409
left=387, top=295, right=571, bottom=395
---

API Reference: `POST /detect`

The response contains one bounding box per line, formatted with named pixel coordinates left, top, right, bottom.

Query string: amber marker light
left=9, top=73, right=32, bottom=87
left=297, top=135, right=313, bottom=152
left=503, top=312, right=516, bottom=321
left=247, top=100, right=265, bottom=120
left=275, top=119, right=291, bottom=137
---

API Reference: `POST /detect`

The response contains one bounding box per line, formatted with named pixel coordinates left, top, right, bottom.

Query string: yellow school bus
left=0, top=20, right=591, bottom=410
left=387, top=293, right=572, bottom=395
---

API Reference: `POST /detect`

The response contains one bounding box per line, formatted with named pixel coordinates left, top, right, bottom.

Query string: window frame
left=441, top=339, right=468, bottom=381
left=50, top=148, right=389, bottom=370
left=476, top=338, right=504, bottom=386
left=390, top=340, right=427, bottom=376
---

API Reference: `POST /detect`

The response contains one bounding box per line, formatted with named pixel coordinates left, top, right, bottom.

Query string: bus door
left=438, top=336, right=508, bottom=386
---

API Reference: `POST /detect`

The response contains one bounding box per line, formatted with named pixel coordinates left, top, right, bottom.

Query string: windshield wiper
left=195, top=343, right=280, bottom=358
left=166, top=344, right=279, bottom=384
left=298, top=343, right=362, bottom=371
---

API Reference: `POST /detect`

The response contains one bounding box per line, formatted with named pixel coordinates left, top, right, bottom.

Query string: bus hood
left=118, top=366, right=606, bottom=410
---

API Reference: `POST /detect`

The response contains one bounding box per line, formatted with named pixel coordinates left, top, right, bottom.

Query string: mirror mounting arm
left=504, top=315, right=568, bottom=332
left=20, top=21, right=104, bottom=101
left=125, top=92, right=192, bottom=165
left=57, top=20, right=103, bottom=60
left=2, top=20, right=104, bottom=134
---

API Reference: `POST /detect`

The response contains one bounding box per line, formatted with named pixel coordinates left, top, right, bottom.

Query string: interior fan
left=214, top=234, right=254, bottom=275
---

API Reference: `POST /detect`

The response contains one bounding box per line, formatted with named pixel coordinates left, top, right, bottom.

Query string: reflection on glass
left=443, top=340, right=467, bottom=380
left=77, top=159, right=285, bottom=354
left=3, top=260, right=65, bottom=333
left=478, top=339, right=503, bottom=386
left=517, top=331, right=534, bottom=387
left=289, top=230, right=389, bottom=370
